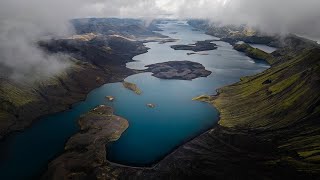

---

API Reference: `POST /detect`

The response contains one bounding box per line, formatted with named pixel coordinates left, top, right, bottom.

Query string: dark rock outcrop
left=171, top=40, right=217, bottom=52
left=145, top=61, right=211, bottom=80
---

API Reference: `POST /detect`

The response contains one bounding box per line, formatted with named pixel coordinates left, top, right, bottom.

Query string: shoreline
left=106, top=123, right=219, bottom=169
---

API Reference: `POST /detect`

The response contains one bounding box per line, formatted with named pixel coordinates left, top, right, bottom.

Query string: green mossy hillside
left=214, top=48, right=320, bottom=128
left=233, top=43, right=275, bottom=64
left=0, top=81, right=39, bottom=107
left=212, top=47, right=320, bottom=172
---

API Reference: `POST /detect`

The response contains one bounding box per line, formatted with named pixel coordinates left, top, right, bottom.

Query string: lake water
left=0, top=20, right=270, bottom=179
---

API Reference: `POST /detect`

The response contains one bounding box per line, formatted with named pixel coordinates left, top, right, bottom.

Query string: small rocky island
left=145, top=61, right=212, bottom=80
left=122, top=81, right=142, bottom=95
left=187, top=52, right=209, bottom=56
left=147, top=103, right=156, bottom=108
left=171, top=40, right=218, bottom=52
left=106, top=96, right=115, bottom=101
left=158, top=38, right=178, bottom=44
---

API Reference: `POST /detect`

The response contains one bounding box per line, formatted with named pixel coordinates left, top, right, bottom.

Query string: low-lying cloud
left=1, top=0, right=319, bottom=82
left=160, top=0, right=320, bottom=39
left=0, top=0, right=168, bottom=82
left=0, top=0, right=76, bottom=82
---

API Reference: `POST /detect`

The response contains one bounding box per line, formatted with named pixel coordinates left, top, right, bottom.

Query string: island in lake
left=122, top=81, right=142, bottom=95
left=145, top=61, right=212, bottom=80
left=171, top=40, right=218, bottom=52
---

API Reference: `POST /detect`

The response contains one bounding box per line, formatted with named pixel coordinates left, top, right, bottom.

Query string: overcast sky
left=0, top=0, right=319, bottom=82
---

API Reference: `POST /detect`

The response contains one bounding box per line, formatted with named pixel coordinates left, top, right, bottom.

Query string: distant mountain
left=71, top=18, right=165, bottom=39
left=188, top=19, right=279, bottom=46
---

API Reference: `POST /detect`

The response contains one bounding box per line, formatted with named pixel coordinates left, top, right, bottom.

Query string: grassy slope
left=210, top=47, right=320, bottom=172
left=233, top=43, right=275, bottom=64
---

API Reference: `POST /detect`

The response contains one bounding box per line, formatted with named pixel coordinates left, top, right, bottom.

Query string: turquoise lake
left=0, top=20, right=271, bottom=179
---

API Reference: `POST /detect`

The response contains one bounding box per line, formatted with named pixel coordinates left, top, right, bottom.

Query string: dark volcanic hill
left=40, top=34, right=147, bottom=65
left=72, top=18, right=165, bottom=39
